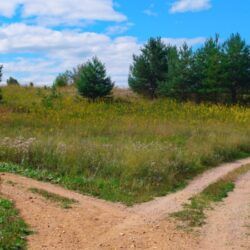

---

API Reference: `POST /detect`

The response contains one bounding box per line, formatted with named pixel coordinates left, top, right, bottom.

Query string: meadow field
left=0, top=85, right=250, bottom=204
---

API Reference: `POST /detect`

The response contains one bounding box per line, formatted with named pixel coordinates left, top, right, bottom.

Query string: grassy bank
left=0, top=85, right=250, bottom=204
left=172, top=164, right=250, bottom=228
left=0, top=197, right=30, bottom=249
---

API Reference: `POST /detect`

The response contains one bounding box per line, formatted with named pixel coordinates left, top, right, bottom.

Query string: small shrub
left=41, top=86, right=61, bottom=109
left=7, top=77, right=20, bottom=86
left=53, top=71, right=71, bottom=88
left=75, top=57, right=114, bottom=100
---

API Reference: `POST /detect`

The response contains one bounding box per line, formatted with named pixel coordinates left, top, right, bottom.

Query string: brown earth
left=1, top=157, right=250, bottom=249
left=196, top=171, right=250, bottom=250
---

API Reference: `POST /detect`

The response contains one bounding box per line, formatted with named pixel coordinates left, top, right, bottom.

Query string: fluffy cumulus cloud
left=0, top=1, right=207, bottom=86
left=0, top=0, right=126, bottom=25
left=0, top=23, right=139, bottom=86
left=170, top=0, right=211, bottom=13
left=0, top=23, right=205, bottom=86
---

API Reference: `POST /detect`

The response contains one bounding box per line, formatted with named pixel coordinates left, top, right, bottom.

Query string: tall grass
left=0, top=86, right=250, bottom=204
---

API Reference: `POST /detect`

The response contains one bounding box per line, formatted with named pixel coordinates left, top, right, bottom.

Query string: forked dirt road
left=1, top=157, right=250, bottom=249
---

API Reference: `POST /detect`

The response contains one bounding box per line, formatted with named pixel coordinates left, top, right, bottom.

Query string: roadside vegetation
left=0, top=85, right=249, bottom=204
left=171, top=164, right=250, bottom=229
left=0, top=197, right=30, bottom=249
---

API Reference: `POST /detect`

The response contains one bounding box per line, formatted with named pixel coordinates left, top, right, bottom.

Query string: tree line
left=1, top=33, right=250, bottom=104
left=129, top=33, right=250, bottom=104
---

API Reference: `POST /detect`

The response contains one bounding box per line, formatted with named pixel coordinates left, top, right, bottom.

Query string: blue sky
left=0, top=0, right=249, bottom=86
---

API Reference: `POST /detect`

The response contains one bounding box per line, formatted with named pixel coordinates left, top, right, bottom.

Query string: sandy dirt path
left=196, top=171, right=250, bottom=250
left=0, top=157, right=250, bottom=249
left=131, top=157, right=250, bottom=219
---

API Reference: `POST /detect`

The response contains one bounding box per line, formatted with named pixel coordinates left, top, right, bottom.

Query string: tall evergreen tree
left=194, top=35, right=224, bottom=102
left=170, top=43, right=193, bottom=101
left=222, top=33, right=250, bottom=103
left=158, top=45, right=179, bottom=97
left=128, top=37, right=168, bottom=99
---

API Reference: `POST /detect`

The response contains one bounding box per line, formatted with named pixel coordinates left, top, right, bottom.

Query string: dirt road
left=196, top=171, right=250, bottom=250
left=1, top=157, right=250, bottom=249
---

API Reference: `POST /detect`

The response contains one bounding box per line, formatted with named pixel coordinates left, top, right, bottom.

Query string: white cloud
left=0, top=23, right=205, bottom=87
left=170, top=0, right=211, bottom=13
left=105, top=23, right=134, bottom=35
left=0, top=23, right=139, bottom=87
left=0, top=0, right=126, bottom=25
left=143, top=4, right=158, bottom=17
left=163, top=37, right=206, bottom=47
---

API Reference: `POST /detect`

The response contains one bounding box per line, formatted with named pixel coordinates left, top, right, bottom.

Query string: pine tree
left=171, top=43, right=193, bottom=101
left=158, top=45, right=179, bottom=97
left=222, top=33, right=250, bottom=103
left=194, top=35, right=224, bottom=102
left=128, top=37, right=168, bottom=99
left=75, top=57, right=114, bottom=100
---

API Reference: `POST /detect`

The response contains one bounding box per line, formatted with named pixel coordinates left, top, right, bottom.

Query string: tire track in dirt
left=131, top=157, right=250, bottom=219
left=0, top=174, right=130, bottom=250
left=195, top=171, right=250, bottom=250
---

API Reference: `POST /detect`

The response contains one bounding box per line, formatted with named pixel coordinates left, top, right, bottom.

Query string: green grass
left=171, top=164, right=250, bottom=229
left=0, top=85, right=250, bottom=204
left=29, top=188, right=77, bottom=209
left=0, top=197, right=30, bottom=250
left=0, top=163, right=187, bottom=205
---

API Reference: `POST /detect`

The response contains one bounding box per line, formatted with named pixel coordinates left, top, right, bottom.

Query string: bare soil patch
left=1, top=157, right=250, bottom=249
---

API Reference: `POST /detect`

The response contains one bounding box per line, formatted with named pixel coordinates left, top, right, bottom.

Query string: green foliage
left=41, top=85, right=61, bottom=109
left=222, top=33, right=250, bottom=104
left=75, top=57, right=114, bottom=100
left=160, top=43, right=193, bottom=100
left=129, top=37, right=168, bottom=99
left=53, top=71, right=71, bottom=88
left=130, top=33, right=250, bottom=104
left=193, top=35, right=224, bottom=102
left=7, top=77, right=20, bottom=86
left=0, top=197, right=30, bottom=249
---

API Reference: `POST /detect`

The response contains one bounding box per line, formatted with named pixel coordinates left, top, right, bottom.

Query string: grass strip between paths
left=171, top=164, right=250, bottom=229
left=29, top=188, right=78, bottom=209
